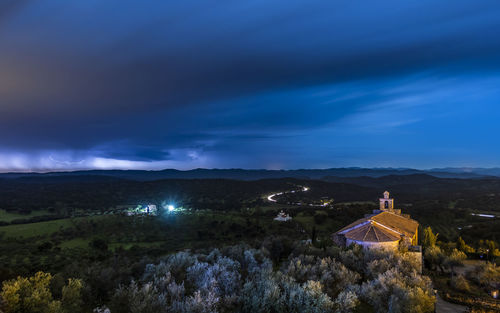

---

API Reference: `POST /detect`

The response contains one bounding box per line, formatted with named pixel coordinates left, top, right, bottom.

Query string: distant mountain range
left=1, top=167, right=500, bottom=182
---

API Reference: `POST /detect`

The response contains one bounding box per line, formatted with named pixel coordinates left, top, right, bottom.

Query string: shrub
left=470, top=263, right=500, bottom=289
left=241, top=270, right=334, bottom=313
left=335, top=290, right=360, bottom=313
left=444, top=249, right=466, bottom=274
left=360, top=268, right=435, bottom=313
left=105, top=242, right=437, bottom=313
left=424, top=245, right=446, bottom=272
left=284, top=255, right=360, bottom=297
left=451, top=275, right=470, bottom=292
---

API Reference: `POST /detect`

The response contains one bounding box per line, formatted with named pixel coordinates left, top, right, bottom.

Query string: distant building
left=333, top=191, right=419, bottom=250
left=274, top=210, right=292, bottom=222
left=126, top=204, right=158, bottom=216
left=145, top=204, right=157, bottom=215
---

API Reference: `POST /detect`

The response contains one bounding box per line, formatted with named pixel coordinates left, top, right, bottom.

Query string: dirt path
left=436, top=294, right=468, bottom=313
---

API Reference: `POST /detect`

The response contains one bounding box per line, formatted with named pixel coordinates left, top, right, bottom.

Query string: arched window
left=384, top=201, right=389, bottom=209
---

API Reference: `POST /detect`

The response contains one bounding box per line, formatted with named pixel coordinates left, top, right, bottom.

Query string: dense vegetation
left=1, top=242, right=436, bottom=313
left=0, top=175, right=499, bottom=312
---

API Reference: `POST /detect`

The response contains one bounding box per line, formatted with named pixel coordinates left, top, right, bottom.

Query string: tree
left=61, top=279, right=83, bottom=313
left=422, top=227, right=438, bottom=248
left=444, top=249, right=466, bottom=277
left=486, top=240, right=496, bottom=253
left=456, top=237, right=474, bottom=254
left=0, top=272, right=84, bottom=313
left=424, top=246, right=446, bottom=272
left=478, top=240, right=499, bottom=261
left=0, top=272, right=61, bottom=313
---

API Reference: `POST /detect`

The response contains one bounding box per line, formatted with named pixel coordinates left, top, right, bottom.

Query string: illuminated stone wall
left=346, top=238, right=399, bottom=250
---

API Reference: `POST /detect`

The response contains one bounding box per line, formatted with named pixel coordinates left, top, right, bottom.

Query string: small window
left=384, top=201, right=389, bottom=209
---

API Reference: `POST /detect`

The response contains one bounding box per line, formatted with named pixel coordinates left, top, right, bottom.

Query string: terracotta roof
left=335, top=211, right=418, bottom=242
left=336, top=216, right=371, bottom=234
left=344, top=221, right=401, bottom=242
left=371, top=211, right=418, bottom=238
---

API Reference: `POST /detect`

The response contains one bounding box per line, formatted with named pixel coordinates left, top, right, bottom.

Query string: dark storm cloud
left=1, top=0, right=500, bottom=169
left=0, top=0, right=31, bottom=25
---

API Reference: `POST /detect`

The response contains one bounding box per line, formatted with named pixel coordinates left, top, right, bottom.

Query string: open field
left=0, top=209, right=54, bottom=222
left=0, top=218, right=75, bottom=238
left=0, top=204, right=316, bottom=248
left=0, top=216, right=105, bottom=239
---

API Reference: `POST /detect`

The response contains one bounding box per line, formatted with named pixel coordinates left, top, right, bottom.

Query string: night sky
left=1, top=1, right=500, bottom=171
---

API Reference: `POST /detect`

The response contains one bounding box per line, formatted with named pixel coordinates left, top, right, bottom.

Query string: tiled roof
left=371, top=211, right=418, bottom=238
left=335, top=211, right=418, bottom=243
left=336, top=216, right=371, bottom=234
left=344, top=221, right=401, bottom=242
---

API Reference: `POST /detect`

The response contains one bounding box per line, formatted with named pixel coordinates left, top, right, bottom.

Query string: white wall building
left=274, top=210, right=292, bottom=222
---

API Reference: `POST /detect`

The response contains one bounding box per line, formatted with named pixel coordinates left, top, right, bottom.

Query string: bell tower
left=379, top=191, right=394, bottom=211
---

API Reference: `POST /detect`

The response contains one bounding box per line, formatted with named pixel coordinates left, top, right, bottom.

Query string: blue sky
left=1, top=1, right=500, bottom=171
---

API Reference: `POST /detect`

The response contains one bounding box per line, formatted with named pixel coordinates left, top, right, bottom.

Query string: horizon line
left=0, top=166, right=498, bottom=174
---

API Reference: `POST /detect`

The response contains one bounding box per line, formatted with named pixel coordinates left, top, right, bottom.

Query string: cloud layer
left=1, top=1, right=500, bottom=170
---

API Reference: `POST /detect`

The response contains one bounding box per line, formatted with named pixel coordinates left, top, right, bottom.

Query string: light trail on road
left=267, top=186, right=309, bottom=203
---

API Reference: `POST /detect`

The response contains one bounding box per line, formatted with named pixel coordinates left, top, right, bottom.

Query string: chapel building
left=333, top=191, right=419, bottom=250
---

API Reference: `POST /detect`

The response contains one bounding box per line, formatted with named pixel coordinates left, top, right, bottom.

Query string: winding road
left=267, top=186, right=309, bottom=203
left=267, top=186, right=333, bottom=207
left=436, top=295, right=468, bottom=313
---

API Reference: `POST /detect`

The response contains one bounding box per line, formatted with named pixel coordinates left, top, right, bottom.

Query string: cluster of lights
left=167, top=204, right=175, bottom=212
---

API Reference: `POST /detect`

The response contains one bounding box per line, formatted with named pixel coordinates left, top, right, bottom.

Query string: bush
left=241, top=270, right=334, bottom=313
left=284, top=255, right=360, bottom=298
left=469, top=263, right=500, bottom=289
left=424, top=246, right=446, bottom=272
left=335, top=290, right=360, bottom=313
left=451, top=275, right=471, bottom=292
left=360, top=268, right=435, bottom=313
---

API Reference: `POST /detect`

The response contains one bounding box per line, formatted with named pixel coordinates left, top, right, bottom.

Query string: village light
left=167, top=205, right=175, bottom=212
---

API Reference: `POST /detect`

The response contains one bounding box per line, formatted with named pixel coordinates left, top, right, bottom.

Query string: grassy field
left=0, top=209, right=54, bottom=222
left=0, top=216, right=104, bottom=239
left=0, top=207, right=303, bottom=249
left=0, top=218, right=74, bottom=238
left=0, top=202, right=349, bottom=271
